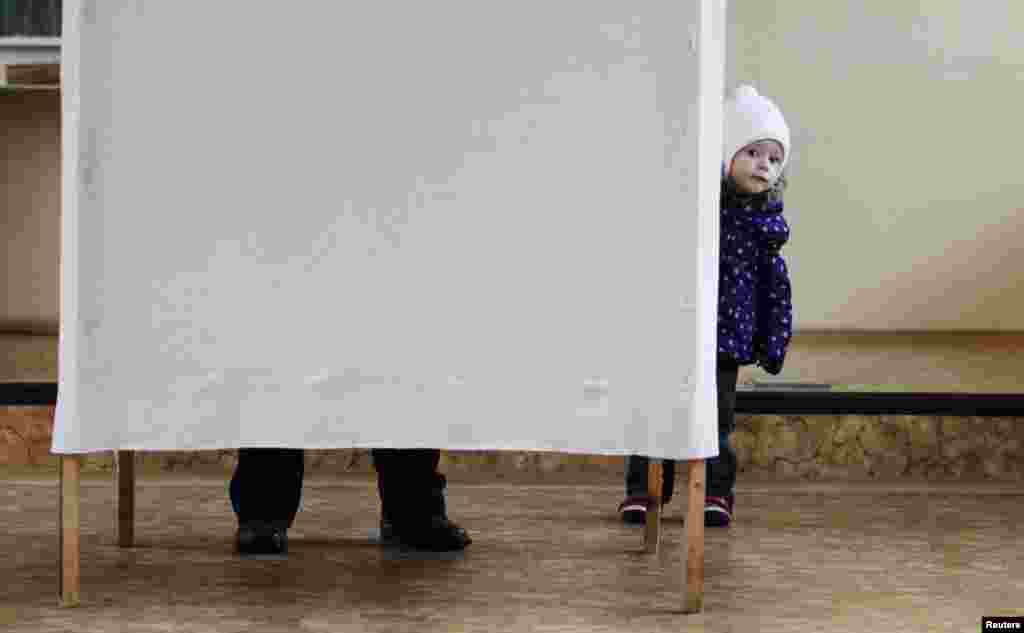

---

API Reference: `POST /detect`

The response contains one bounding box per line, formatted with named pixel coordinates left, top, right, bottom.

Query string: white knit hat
left=723, top=84, right=791, bottom=172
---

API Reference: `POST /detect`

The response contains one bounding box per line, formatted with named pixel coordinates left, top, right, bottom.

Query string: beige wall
left=1, top=90, right=60, bottom=334
left=727, top=2, right=1024, bottom=331
left=5, top=2, right=1024, bottom=334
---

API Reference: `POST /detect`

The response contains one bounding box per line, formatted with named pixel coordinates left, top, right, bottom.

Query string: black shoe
left=237, top=521, right=288, bottom=557
left=389, top=516, right=472, bottom=552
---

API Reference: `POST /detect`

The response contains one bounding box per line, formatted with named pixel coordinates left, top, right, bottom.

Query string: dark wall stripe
left=736, top=391, right=1024, bottom=417
left=2, top=382, right=1022, bottom=416
left=0, top=382, right=58, bottom=406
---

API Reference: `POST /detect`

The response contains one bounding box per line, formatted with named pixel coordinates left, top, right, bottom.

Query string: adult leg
left=231, top=448, right=305, bottom=554
left=371, top=448, right=471, bottom=551
left=231, top=448, right=305, bottom=527
left=372, top=448, right=441, bottom=523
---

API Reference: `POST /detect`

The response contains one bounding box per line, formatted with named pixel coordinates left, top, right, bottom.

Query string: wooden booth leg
left=644, top=460, right=663, bottom=553
left=683, top=459, right=705, bottom=614
left=59, top=455, right=82, bottom=608
left=116, top=450, right=135, bottom=548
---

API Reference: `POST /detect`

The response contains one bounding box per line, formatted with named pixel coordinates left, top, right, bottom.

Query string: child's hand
left=756, top=351, right=784, bottom=375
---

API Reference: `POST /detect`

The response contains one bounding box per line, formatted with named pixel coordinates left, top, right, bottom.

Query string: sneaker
left=236, top=521, right=288, bottom=557
left=618, top=496, right=653, bottom=524
left=704, top=495, right=734, bottom=527
left=388, top=515, right=472, bottom=552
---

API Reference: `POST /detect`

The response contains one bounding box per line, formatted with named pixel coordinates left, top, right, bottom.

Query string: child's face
left=729, top=140, right=784, bottom=195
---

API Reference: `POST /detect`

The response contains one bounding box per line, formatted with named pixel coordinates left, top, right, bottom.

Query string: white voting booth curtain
left=54, top=1, right=725, bottom=459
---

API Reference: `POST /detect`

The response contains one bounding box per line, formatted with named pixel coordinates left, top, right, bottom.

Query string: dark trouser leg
left=624, top=456, right=675, bottom=504
left=230, top=448, right=305, bottom=528
left=707, top=357, right=739, bottom=498
left=371, top=448, right=471, bottom=550
left=625, top=356, right=740, bottom=503
left=371, top=448, right=445, bottom=523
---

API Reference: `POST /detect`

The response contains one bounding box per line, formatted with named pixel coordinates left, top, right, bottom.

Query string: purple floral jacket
left=717, top=181, right=793, bottom=374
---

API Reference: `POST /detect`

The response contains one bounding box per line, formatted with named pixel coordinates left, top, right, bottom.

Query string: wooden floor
left=2, top=474, right=1021, bottom=632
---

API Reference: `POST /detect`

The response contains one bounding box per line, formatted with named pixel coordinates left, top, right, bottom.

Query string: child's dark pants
left=230, top=448, right=446, bottom=527
left=625, top=355, right=740, bottom=503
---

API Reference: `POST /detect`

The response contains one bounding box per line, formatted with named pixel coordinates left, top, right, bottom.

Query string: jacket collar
left=720, top=178, right=784, bottom=216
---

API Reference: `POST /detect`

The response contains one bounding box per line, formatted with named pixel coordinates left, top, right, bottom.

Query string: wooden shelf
left=0, top=61, right=58, bottom=90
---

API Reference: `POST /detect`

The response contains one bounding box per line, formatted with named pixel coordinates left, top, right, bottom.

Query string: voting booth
left=53, top=0, right=726, bottom=613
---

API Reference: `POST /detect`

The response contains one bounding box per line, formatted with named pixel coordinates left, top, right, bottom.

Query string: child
left=618, top=84, right=793, bottom=527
